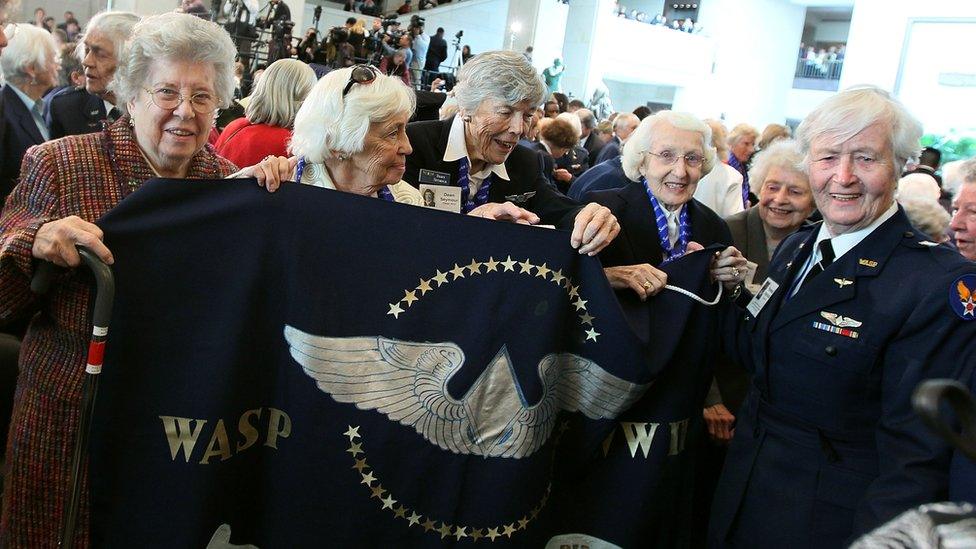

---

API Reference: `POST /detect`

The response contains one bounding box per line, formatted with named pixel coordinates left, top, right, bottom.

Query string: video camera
left=409, top=14, right=425, bottom=31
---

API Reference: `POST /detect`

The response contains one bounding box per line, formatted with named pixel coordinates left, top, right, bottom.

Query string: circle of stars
left=385, top=256, right=600, bottom=343
left=342, top=424, right=572, bottom=542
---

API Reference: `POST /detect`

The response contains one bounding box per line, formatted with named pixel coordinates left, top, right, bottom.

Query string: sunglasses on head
left=342, top=65, right=378, bottom=99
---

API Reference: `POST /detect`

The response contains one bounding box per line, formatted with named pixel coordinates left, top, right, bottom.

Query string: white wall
left=673, top=0, right=805, bottom=127
left=528, top=0, right=568, bottom=75
left=604, top=80, right=675, bottom=112
left=812, top=20, right=850, bottom=43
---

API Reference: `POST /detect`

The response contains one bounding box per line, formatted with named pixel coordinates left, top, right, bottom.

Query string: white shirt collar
left=812, top=201, right=899, bottom=262
left=8, top=83, right=37, bottom=113
left=443, top=115, right=510, bottom=181
left=104, top=99, right=115, bottom=115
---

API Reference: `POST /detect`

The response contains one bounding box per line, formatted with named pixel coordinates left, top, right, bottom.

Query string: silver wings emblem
left=820, top=311, right=862, bottom=328
left=284, top=325, right=649, bottom=459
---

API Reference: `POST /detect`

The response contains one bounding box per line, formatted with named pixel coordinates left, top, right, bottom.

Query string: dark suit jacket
left=582, top=132, right=605, bottom=167
left=567, top=155, right=626, bottom=201
left=711, top=208, right=976, bottom=547
left=424, top=34, right=448, bottom=71
left=725, top=206, right=771, bottom=283
left=0, top=85, right=46, bottom=204
left=585, top=181, right=732, bottom=336
left=531, top=141, right=556, bottom=186
left=404, top=117, right=581, bottom=227
left=47, top=87, right=108, bottom=140
left=594, top=136, right=620, bottom=165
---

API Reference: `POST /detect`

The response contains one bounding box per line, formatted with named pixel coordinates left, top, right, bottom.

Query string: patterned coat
left=0, top=117, right=237, bottom=547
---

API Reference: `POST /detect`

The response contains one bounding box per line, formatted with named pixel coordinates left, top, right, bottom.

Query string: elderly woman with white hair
left=290, top=65, right=420, bottom=202
left=404, top=49, right=619, bottom=255
left=49, top=11, right=141, bottom=140
left=0, top=13, right=290, bottom=545
left=693, top=119, right=746, bottom=218
left=0, top=22, right=60, bottom=201
left=216, top=58, right=316, bottom=168
left=581, top=110, right=748, bottom=299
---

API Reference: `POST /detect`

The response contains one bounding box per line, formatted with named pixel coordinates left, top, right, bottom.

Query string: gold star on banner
left=466, top=259, right=482, bottom=275
left=568, top=284, right=580, bottom=298
left=501, top=256, right=517, bottom=272
left=486, top=527, right=501, bottom=541
left=393, top=505, right=407, bottom=519
left=454, top=526, right=468, bottom=539
left=579, top=312, right=594, bottom=325
left=360, top=472, right=376, bottom=486
left=346, top=442, right=363, bottom=457
left=370, top=484, right=386, bottom=499
left=352, top=458, right=368, bottom=472
left=438, top=523, right=453, bottom=539
left=518, top=259, right=534, bottom=274
left=343, top=426, right=360, bottom=440
left=573, top=298, right=588, bottom=311
left=402, top=290, right=418, bottom=306
left=432, top=270, right=449, bottom=287
left=535, top=262, right=551, bottom=279
left=551, top=269, right=565, bottom=285
left=381, top=495, right=397, bottom=510
left=585, top=328, right=600, bottom=342
left=422, top=519, right=436, bottom=532
left=471, top=528, right=485, bottom=541
left=530, top=506, right=540, bottom=520
left=387, top=303, right=404, bottom=319
left=450, top=264, right=466, bottom=280
left=416, top=278, right=433, bottom=296
left=503, top=523, right=517, bottom=537
left=518, top=516, right=530, bottom=530
left=407, top=512, right=422, bottom=527
left=484, top=257, right=499, bottom=272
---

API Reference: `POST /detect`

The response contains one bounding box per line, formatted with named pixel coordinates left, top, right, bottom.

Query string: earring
left=462, top=115, right=472, bottom=122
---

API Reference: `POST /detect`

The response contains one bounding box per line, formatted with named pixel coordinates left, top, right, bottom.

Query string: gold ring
left=731, top=267, right=740, bottom=278
left=642, top=281, right=652, bottom=289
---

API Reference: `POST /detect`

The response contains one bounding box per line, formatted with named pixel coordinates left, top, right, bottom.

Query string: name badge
left=419, top=184, right=461, bottom=213
left=418, top=169, right=451, bottom=186
left=746, top=277, right=779, bottom=317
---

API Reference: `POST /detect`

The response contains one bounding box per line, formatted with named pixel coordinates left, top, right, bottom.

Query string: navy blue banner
left=90, top=180, right=717, bottom=547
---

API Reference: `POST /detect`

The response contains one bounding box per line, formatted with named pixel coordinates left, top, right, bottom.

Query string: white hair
left=613, top=112, right=639, bottom=133
left=900, top=198, right=950, bottom=242
left=621, top=110, right=716, bottom=182
left=83, top=11, right=140, bottom=65
left=897, top=173, right=941, bottom=203
left=453, top=50, right=546, bottom=114
left=245, top=59, right=316, bottom=128
left=576, top=108, right=597, bottom=130
left=290, top=66, right=416, bottom=162
left=555, top=111, right=582, bottom=140
left=0, top=23, right=58, bottom=85
left=748, top=139, right=806, bottom=189
left=796, top=85, right=922, bottom=176
left=113, top=13, right=237, bottom=109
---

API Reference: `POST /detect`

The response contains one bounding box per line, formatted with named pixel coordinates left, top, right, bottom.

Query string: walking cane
left=913, top=378, right=976, bottom=461
left=31, top=245, right=115, bottom=548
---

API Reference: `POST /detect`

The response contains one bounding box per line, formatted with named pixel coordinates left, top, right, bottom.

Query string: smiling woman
left=0, top=12, right=291, bottom=546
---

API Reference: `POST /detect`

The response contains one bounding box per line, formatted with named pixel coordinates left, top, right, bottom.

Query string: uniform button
left=825, top=345, right=837, bottom=356
left=904, top=231, right=914, bottom=238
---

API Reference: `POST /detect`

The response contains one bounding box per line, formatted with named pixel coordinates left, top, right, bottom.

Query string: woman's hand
left=603, top=263, right=667, bottom=301
left=571, top=203, right=620, bottom=255
left=32, top=216, right=114, bottom=267
left=467, top=201, right=540, bottom=225
left=703, top=403, right=735, bottom=443
left=229, top=155, right=297, bottom=192
left=553, top=168, right=573, bottom=183
left=710, top=246, right=748, bottom=289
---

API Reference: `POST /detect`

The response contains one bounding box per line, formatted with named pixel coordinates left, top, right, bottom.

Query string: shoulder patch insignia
left=950, top=274, right=976, bottom=320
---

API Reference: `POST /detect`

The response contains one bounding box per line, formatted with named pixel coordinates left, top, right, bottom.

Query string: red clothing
left=0, top=117, right=236, bottom=546
left=379, top=56, right=412, bottom=87
left=214, top=118, right=292, bottom=168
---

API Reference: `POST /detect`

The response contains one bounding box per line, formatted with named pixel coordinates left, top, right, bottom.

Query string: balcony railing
left=794, top=58, right=844, bottom=80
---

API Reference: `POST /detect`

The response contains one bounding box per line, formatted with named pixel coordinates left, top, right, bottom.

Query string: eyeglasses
left=143, top=87, right=220, bottom=115
left=647, top=150, right=705, bottom=168
left=342, top=64, right=378, bottom=99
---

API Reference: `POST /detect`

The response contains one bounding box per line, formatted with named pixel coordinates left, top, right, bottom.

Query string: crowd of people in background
left=796, top=42, right=846, bottom=79
left=0, top=2, right=974, bottom=547
left=614, top=2, right=699, bottom=34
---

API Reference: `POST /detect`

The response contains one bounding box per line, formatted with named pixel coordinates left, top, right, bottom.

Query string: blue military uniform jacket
left=709, top=207, right=976, bottom=548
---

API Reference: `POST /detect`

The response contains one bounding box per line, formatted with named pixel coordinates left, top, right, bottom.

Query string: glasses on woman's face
left=143, top=87, right=220, bottom=114
left=341, top=64, right=378, bottom=99
left=647, top=150, right=705, bottom=168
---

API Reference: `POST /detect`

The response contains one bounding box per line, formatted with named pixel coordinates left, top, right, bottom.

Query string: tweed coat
left=0, top=117, right=237, bottom=547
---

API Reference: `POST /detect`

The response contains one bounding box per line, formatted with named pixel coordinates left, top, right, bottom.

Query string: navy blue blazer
left=404, top=117, right=581, bottom=227
left=46, top=87, right=109, bottom=140
left=593, top=136, right=620, bottom=165
left=0, top=85, right=46, bottom=203
left=710, top=208, right=976, bottom=548
left=567, top=155, right=626, bottom=201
